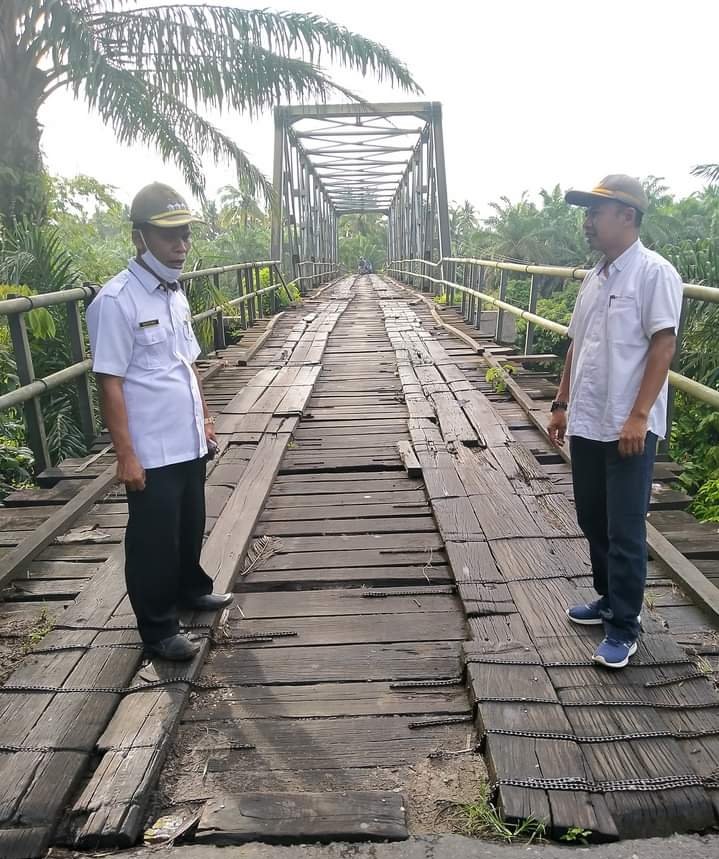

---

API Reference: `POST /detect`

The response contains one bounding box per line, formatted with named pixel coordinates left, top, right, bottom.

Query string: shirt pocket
left=133, top=326, right=170, bottom=369
left=606, top=295, right=644, bottom=346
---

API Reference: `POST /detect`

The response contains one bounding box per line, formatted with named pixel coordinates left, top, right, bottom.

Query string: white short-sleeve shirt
left=86, top=259, right=208, bottom=469
left=567, top=240, right=682, bottom=442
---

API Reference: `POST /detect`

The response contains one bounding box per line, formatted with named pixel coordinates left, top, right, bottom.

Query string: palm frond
left=692, top=164, right=719, bottom=185
left=43, top=4, right=268, bottom=200
left=89, top=6, right=421, bottom=94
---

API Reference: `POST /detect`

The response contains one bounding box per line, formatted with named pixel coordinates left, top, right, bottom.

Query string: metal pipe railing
left=386, top=258, right=719, bottom=412
left=388, top=257, right=719, bottom=304
left=0, top=256, right=307, bottom=475
left=0, top=360, right=93, bottom=412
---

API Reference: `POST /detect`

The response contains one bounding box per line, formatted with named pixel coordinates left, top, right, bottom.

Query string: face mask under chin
left=139, top=232, right=184, bottom=283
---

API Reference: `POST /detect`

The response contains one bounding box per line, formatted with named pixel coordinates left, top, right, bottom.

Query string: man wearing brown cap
left=548, top=175, right=682, bottom=668
left=86, top=183, right=233, bottom=661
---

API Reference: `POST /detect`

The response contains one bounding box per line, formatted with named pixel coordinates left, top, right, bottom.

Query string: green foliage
left=23, top=607, right=54, bottom=652
left=485, top=364, right=516, bottom=394
left=338, top=214, right=387, bottom=272
left=514, top=281, right=579, bottom=360
left=560, top=826, right=592, bottom=845
left=0, top=420, right=34, bottom=498
left=451, top=784, right=546, bottom=843
left=450, top=186, right=587, bottom=265
left=4, top=3, right=419, bottom=222
left=0, top=285, right=55, bottom=338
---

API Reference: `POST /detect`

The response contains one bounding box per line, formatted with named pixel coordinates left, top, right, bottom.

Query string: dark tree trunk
left=0, top=3, right=48, bottom=226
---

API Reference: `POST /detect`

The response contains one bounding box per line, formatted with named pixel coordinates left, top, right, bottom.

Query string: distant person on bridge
left=86, top=183, right=233, bottom=662
left=548, top=175, right=682, bottom=669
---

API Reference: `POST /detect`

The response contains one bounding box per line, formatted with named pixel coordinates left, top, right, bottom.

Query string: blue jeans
left=570, top=433, right=657, bottom=641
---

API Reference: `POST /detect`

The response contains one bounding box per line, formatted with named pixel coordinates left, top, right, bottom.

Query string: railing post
left=270, top=265, right=279, bottom=315
left=7, top=303, right=51, bottom=473
left=496, top=269, right=507, bottom=344
left=236, top=270, right=247, bottom=329
left=212, top=309, right=226, bottom=351
left=662, top=295, right=689, bottom=455
left=466, top=264, right=476, bottom=323
left=254, top=266, right=264, bottom=318
left=525, top=274, right=538, bottom=355
left=463, top=264, right=470, bottom=321
left=246, top=268, right=256, bottom=327
left=66, top=296, right=96, bottom=444
left=473, top=266, right=484, bottom=329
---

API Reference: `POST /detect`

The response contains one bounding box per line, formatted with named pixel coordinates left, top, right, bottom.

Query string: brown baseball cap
left=565, top=174, right=649, bottom=214
left=130, top=182, right=204, bottom=228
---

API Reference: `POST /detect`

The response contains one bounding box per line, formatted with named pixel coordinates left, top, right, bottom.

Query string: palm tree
left=218, top=182, right=265, bottom=230
left=1, top=2, right=420, bottom=224
left=449, top=200, right=478, bottom=255
left=692, top=164, right=719, bottom=185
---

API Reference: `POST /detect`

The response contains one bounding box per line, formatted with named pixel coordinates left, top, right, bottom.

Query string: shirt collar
left=596, top=239, right=642, bottom=277
left=128, top=258, right=163, bottom=294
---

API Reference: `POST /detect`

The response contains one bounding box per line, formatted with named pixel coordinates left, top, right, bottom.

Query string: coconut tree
left=0, top=1, right=420, bottom=224
left=218, top=182, right=265, bottom=229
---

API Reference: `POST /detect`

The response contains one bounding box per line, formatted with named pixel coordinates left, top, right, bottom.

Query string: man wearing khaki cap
left=86, top=183, right=233, bottom=661
left=548, top=175, right=682, bottom=668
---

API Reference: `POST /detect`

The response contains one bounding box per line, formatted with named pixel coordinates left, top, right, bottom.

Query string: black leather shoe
left=186, top=592, right=234, bottom=612
left=145, top=634, right=200, bottom=662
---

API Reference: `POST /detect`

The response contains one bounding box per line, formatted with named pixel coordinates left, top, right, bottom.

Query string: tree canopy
left=1, top=1, right=420, bottom=224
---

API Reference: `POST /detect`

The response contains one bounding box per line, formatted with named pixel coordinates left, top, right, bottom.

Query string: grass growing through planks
left=24, top=607, right=54, bottom=652
left=560, top=826, right=593, bottom=845
left=446, top=783, right=546, bottom=844
left=485, top=365, right=516, bottom=395
left=696, top=655, right=714, bottom=676
left=644, top=590, right=658, bottom=611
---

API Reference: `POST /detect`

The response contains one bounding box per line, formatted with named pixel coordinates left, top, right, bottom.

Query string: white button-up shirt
left=86, top=259, right=208, bottom=469
left=567, top=240, right=682, bottom=442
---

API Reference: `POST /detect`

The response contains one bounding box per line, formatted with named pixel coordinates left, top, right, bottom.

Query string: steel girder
left=270, top=102, right=451, bottom=280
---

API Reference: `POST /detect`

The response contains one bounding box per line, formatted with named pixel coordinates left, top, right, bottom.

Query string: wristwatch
left=204, top=416, right=215, bottom=425
left=550, top=400, right=568, bottom=412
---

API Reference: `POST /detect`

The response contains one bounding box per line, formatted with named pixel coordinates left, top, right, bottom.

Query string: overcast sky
left=40, top=0, right=718, bottom=215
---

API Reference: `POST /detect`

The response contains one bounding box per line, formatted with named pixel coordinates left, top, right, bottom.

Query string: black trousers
left=125, top=456, right=213, bottom=643
left=570, top=433, right=657, bottom=641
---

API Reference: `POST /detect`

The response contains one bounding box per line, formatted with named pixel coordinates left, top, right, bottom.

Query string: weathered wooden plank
left=430, top=392, right=480, bottom=447
left=194, top=791, right=407, bottom=844
left=223, top=612, right=466, bottom=647
left=210, top=641, right=461, bottom=684
left=0, top=465, right=117, bottom=590
left=265, top=490, right=427, bottom=508
left=184, top=681, right=468, bottom=721
left=396, top=441, right=421, bottom=478
left=236, top=589, right=458, bottom=618
left=257, top=516, right=437, bottom=538
left=259, top=501, right=431, bottom=521
left=268, top=533, right=443, bottom=555
left=240, top=564, right=453, bottom=590
left=0, top=826, right=51, bottom=859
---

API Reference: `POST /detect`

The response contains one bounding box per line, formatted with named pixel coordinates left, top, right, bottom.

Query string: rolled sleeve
left=641, top=264, right=683, bottom=339
left=86, top=295, right=134, bottom=377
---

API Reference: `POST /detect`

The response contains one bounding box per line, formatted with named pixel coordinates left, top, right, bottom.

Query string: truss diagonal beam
left=270, top=102, right=451, bottom=281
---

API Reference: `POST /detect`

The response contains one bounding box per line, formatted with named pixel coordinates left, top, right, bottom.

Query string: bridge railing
left=0, top=257, right=303, bottom=474
left=295, top=260, right=341, bottom=294
left=386, top=257, right=719, bottom=415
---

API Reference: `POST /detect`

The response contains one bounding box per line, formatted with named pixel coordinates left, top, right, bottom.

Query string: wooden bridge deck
left=0, top=275, right=718, bottom=856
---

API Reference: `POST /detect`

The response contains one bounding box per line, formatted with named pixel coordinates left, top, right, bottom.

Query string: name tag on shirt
left=139, top=319, right=160, bottom=328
